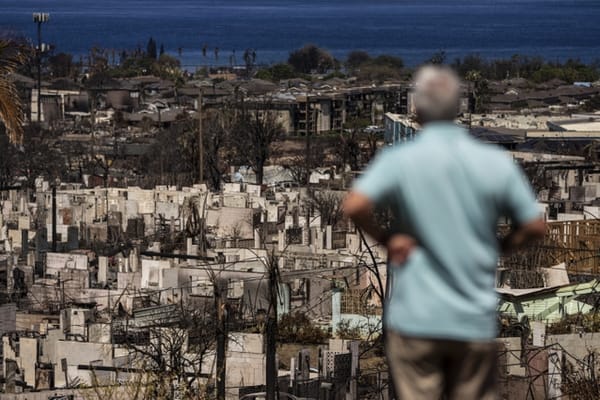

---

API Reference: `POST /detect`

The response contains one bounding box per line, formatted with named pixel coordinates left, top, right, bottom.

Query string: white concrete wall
left=52, top=341, right=113, bottom=388
left=225, top=333, right=266, bottom=400
left=206, top=207, right=255, bottom=238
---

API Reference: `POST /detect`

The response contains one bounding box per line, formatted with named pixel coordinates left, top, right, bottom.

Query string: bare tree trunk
left=215, top=280, right=227, bottom=400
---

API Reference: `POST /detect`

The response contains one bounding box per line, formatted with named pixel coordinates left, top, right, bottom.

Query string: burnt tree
left=234, top=100, right=283, bottom=185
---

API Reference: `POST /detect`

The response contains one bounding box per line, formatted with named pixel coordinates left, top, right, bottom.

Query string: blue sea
left=1, top=0, right=599, bottom=68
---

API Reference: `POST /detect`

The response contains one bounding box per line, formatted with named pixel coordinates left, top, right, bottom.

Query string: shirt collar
left=420, top=121, right=468, bottom=139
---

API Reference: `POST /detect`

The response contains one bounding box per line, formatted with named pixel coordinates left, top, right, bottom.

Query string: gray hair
left=412, top=65, right=461, bottom=123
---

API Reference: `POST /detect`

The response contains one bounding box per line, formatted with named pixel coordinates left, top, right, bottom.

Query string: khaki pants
left=386, top=332, right=498, bottom=400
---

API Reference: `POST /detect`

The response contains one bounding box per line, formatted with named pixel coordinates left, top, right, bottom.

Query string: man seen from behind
left=343, top=66, right=546, bottom=400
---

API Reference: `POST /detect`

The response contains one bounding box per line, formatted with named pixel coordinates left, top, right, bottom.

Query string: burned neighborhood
left=2, top=3, right=600, bottom=400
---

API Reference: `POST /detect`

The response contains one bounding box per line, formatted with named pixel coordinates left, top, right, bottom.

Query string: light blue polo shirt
left=354, top=122, right=540, bottom=341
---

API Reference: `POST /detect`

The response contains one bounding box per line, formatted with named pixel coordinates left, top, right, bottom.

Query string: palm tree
left=465, top=70, right=489, bottom=114
left=0, top=39, right=26, bottom=144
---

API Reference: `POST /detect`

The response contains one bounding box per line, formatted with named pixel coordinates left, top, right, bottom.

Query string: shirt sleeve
left=502, top=160, right=541, bottom=225
left=353, top=150, right=397, bottom=207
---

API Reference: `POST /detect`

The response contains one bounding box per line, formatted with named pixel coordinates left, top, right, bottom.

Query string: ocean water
left=1, top=0, right=599, bottom=68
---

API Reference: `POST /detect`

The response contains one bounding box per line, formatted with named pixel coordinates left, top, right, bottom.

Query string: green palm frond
left=0, top=40, right=27, bottom=144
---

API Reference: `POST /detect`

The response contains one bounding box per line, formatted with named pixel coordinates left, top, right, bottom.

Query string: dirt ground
left=277, top=342, right=386, bottom=372
left=269, top=136, right=342, bottom=166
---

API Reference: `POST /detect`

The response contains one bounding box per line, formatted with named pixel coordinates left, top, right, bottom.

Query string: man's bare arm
left=343, top=192, right=388, bottom=244
left=501, top=218, right=546, bottom=253
left=344, top=191, right=417, bottom=265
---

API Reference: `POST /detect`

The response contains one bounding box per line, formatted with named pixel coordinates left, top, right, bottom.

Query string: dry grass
left=277, top=343, right=321, bottom=370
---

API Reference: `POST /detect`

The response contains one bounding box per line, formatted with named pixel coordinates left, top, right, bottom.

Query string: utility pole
left=33, top=12, right=49, bottom=124
left=304, top=99, right=311, bottom=185
left=265, top=256, right=279, bottom=400
left=51, top=183, right=57, bottom=252
left=214, top=278, right=227, bottom=400
left=109, top=289, right=114, bottom=359
left=36, top=18, right=41, bottom=123
left=347, top=341, right=359, bottom=400
left=198, top=89, right=204, bottom=184
left=104, top=159, right=111, bottom=242
left=468, top=80, right=473, bottom=129
left=59, top=276, right=65, bottom=309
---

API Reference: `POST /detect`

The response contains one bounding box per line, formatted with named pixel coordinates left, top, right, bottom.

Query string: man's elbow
left=523, top=218, right=547, bottom=240
left=343, top=192, right=372, bottom=221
